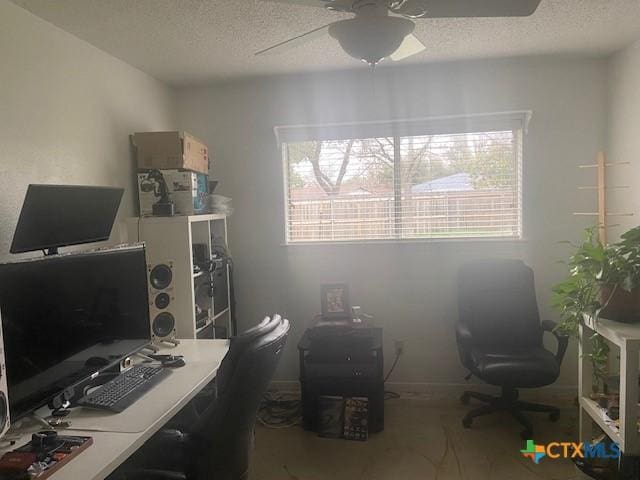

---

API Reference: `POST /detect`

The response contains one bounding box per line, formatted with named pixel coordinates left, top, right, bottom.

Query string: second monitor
left=10, top=184, right=124, bottom=255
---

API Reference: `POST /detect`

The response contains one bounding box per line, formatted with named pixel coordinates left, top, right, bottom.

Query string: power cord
left=384, top=349, right=401, bottom=383
left=383, top=344, right=403, bottom=400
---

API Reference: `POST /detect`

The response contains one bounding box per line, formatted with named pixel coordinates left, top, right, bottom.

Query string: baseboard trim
left=269, top=380, right=577, bottom=398
left=384, top=382, right=577, bottom=396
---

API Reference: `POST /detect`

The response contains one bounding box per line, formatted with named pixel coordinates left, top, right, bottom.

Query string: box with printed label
left=137, top=169, right=208, bottom=216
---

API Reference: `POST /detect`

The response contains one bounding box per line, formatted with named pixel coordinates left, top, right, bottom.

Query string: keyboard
left=78, top=364, right=171, bottom=413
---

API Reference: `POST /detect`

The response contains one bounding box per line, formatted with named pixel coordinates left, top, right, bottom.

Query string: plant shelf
left=580, top=316, right=640, bottom=455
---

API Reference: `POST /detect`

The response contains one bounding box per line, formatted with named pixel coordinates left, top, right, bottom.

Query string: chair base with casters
left=460, top=386, right=560, bottom=439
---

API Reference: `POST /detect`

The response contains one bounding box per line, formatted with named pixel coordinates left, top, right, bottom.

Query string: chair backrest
left=458, top=259, right=542, bottom=348
left=215, top=315, right=282, bottom=397
left=190, top=315, right=290, bottom=480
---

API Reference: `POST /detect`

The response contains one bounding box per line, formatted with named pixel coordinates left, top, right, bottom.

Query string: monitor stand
left=160, top=338, right=180, bottom=347
left=145, top=339, right=181, bottom=350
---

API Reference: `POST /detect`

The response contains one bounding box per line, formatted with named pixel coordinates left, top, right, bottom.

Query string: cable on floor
left=384, top=391, right=400, bottom=400
left=258, top=391, right=301, bottom=429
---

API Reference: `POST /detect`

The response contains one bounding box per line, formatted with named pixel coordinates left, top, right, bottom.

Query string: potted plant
left=600, top=227, right=640, bottom=321
left=552, top=226, right=640, bottom=390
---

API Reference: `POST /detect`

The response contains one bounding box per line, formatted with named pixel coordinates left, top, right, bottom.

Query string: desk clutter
left=0, top=432, right=92, bottom=480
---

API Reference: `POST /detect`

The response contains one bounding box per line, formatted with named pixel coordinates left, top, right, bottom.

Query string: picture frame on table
left=320, top=283, right=351, bottom=320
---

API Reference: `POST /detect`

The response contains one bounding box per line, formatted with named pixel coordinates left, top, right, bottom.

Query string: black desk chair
left=455, top=259, right=568, bottom=438
left=171, top=315, right=283, bottom=431
left=113, top=314, right=290, bottom=480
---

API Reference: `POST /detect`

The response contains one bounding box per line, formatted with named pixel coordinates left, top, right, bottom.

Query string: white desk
left=1, top=339, right=229, bottom=480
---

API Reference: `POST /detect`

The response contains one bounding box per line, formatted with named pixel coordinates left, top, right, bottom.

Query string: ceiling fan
left=256, top=0, right=542, bottom=66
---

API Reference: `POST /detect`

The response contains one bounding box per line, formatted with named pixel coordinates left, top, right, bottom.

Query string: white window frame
left=276, top=112, right=531, bottom=245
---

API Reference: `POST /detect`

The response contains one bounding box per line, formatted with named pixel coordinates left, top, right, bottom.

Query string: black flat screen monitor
left=10, top=185, right=124, bottom=254
left=0, top=245, right=151, bottom=420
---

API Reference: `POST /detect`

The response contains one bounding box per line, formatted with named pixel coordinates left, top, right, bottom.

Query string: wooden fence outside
left=287, top=190, right=520, bottom=242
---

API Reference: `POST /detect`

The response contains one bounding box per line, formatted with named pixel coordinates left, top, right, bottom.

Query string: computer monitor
left=10, top=184, right=124, bottom=255
left=0, top=245, right=151, bottom=420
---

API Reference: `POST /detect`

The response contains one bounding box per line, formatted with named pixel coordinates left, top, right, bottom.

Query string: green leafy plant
left=552, top=226, right=640, bottom=388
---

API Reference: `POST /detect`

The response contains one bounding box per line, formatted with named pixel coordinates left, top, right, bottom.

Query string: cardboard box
left=138, top=169, right=208, bottom=216
left=133, top=131, right=209, bottom=174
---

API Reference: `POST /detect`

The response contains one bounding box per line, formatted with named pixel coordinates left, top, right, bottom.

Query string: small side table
left=298, top=326, right=384, bottom=433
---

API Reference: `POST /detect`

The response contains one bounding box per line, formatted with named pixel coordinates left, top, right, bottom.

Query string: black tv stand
left=298, top=326, right=384, bottom=433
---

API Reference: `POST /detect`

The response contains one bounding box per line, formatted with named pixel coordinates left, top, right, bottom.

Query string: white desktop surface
left=2, top=339, right=230, bottom=480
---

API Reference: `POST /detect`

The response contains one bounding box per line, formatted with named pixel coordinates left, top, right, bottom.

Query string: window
left=277, top=112, right=528, bottom=243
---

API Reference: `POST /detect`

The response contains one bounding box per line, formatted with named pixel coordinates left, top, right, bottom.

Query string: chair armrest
left=541, top=320, right=569, bottom=365
left=455, top=322, right=474, bottom=370
left=166, top=382, right=217, bottom=432
left=155, top=428, right=187, bottom=443
left=164, top=402, right=201, bottom=432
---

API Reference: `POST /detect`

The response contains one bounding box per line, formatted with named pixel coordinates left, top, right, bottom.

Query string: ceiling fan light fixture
left=389, top=0, right=428, bottom=18
left=328, top=16, right=414, bottom=65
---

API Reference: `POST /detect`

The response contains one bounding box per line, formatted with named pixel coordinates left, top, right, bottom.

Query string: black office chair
left=165, top=315, right=284, bottom=432
left=113, top=314, right=290, bottom=480
left=455, top=259, right=568, bottom=439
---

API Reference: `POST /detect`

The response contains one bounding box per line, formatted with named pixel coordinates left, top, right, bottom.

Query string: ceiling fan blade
left=260, top=0, right=354, bottom=11
left=255, top=24, right=332, bottom=56
left=390, top=34, right=426, bottom=61
left=412, top=0, right=542, bottom=18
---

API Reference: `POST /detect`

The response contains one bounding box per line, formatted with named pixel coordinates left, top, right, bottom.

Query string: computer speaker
left=0, top=312, right=10, bottom=438
left=148, top=262, right=179, bottom=346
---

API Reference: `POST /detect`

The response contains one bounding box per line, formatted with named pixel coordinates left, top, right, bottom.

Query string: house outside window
left=277, top=112, right=530, bottom=244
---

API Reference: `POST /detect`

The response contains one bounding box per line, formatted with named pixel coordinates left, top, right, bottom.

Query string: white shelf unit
left=127, top=214, right=232, bottom=340
left=580, top=315, right=640, bottom=455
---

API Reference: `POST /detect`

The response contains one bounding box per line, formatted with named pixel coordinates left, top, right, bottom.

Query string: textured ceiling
left=10, top=0, right=640, bottom=86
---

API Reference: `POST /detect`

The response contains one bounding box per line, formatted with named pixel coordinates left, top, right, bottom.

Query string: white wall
left=607, top=40, right=640, bottom=238
left=0, top=0, right=176, bottom=258
left=176, top=56, right=608, bottom=389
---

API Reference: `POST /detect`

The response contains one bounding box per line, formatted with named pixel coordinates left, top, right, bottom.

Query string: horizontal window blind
left=281, top=113, right=526, bottom=243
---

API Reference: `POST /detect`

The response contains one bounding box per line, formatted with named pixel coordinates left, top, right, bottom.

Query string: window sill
left=281, top=237, right=529, bottom=247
